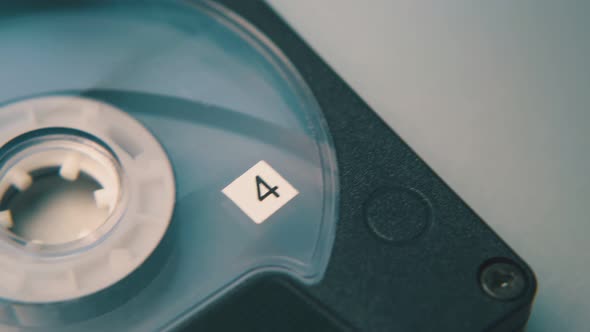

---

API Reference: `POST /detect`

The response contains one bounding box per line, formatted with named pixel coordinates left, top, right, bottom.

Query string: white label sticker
left=222, top=161, right=299, bottom=224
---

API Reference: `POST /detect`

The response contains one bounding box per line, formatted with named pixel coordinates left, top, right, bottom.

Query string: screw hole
left=479, top=258, right=527, bottom=301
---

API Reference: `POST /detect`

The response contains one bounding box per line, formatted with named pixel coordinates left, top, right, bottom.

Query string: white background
left=267, top=1, right=590, bottom=331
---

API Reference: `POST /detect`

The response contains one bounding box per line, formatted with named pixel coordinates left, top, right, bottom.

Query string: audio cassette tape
left=0, top=1, right=536, bottom=331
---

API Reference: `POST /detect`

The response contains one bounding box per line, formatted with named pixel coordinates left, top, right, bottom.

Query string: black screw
left=480, top=260, right=526, bottom=301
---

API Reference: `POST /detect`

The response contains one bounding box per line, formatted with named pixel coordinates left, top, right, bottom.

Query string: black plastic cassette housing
left=183, top=1, right=537, bottom=332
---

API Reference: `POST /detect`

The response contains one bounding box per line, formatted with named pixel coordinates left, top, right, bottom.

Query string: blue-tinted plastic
left=0, top=1, right=338, bottom=330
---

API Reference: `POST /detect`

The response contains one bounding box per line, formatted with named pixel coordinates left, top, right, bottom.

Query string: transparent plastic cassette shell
left=0, top=1, right=339, bottom=331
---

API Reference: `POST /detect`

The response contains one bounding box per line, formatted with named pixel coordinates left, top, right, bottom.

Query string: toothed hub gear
left=0, top=133, right=123, bottom=245
left=0, top=96, right=175, bottom=303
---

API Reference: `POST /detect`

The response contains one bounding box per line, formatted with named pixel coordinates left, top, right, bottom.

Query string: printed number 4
left=256, top=175, right=280, bottom=201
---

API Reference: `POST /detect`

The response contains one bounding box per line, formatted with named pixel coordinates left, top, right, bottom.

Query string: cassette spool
left=0, top=96, right=176, bottom=302
left=0, top=1, right=536, bottom=331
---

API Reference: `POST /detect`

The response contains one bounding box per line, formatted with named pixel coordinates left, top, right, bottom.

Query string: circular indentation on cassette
left=365, top=187, right=432, bottom=244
